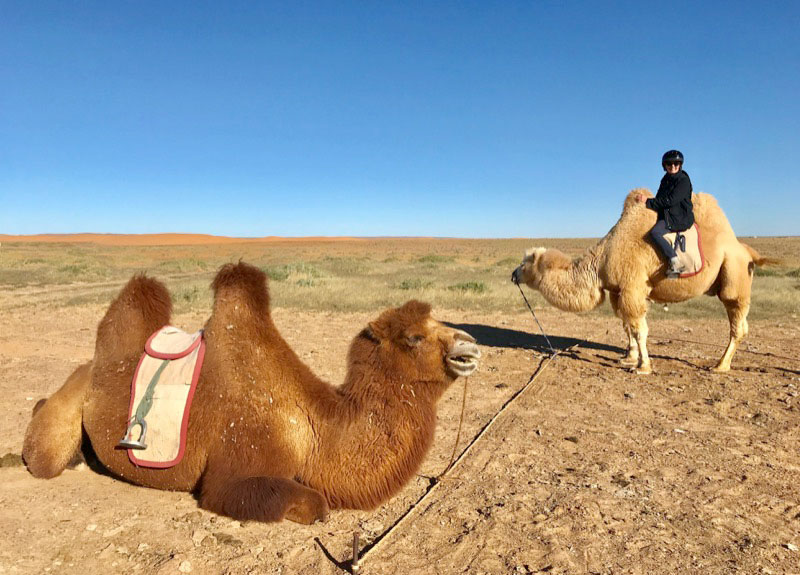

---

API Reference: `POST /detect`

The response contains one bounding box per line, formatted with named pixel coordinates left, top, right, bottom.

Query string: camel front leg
left=200, top=473, right=329, bottom=524
left=714, top=299, right=750, bottom=372
left=618, top=320, right=640, bottom=367
left=617, top=292, right=651, bottom=374
left=610, top=292, right=639, bottom=367
left=629, top=316, right=652, bottom=375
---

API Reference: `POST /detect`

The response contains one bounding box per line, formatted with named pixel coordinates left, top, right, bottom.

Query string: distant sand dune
left=0, top=233, right=366, bottom=246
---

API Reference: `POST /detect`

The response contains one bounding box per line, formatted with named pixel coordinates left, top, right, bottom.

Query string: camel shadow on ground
left=446, top=322, right=624, bottom=355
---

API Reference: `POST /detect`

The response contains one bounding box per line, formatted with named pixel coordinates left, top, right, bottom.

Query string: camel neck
left=301, top=371, right=443, bottom=510
left=537, top=252, right=604, bottom=313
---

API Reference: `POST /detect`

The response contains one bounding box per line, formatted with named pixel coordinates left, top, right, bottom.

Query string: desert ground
left=1, top=236, right=799, bottom=575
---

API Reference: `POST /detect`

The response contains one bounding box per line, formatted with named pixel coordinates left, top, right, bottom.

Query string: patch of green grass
left=263, top=262, right=324, bottom=282
left=394, top=278, right=433, bottom=290
left=175, top=286, right=201, bottom=304
left=447, top=281, right=488, bottom=294
left=417, top=254, right=455, bottom=264
left=54, top=262, right=109, bottom=283
left=63, top=290, right=119, bottom=307
left=0, top=270, right=39, bottom=286
left=786, top=268, right=800, bottom=278
left=156, top=258, right=209, bottom=273
left=262, top=265, right=291, bottom=282
left=320, top=256, right=371, bottom=275
left=289, top=263, right=323, bottom=278
left=494, top=257, right=519, bottom=267
left=58, top=263, right=91, bottom=276
left=296, top=278, right=321, bottom=287
left=754, top=267, right=784, bottom=277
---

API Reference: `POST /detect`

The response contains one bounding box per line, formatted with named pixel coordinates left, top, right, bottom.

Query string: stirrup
left=666, top=266, right=684, bottom=279
left=118, top=417, right=148, bottom=450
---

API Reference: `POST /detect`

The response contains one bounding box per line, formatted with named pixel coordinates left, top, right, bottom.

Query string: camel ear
left=367, top=321, right=386, bottom=341
left=361, top=325, right=381, bottom=343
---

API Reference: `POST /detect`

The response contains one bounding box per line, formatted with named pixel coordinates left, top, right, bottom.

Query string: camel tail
left=740, top=242, right=781, bottom=267
left=23, top=362, right=93, bottom=478
left=94, top=274, right=172, bottom=364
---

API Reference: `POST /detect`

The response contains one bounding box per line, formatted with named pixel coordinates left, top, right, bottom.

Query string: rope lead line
left=516, top=283, right=556, bottom=356
left=354, top=352, right=564, bottom=568
left=352, top=289, right=571, bottom=569
left=439, top=375, right=469, bottom=479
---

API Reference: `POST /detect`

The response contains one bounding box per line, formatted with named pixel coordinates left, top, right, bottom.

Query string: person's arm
left=646, top=176, right=691, bottom=211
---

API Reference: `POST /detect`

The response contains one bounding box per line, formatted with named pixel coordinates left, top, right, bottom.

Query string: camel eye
left=405, top=334, right=425, bottom=347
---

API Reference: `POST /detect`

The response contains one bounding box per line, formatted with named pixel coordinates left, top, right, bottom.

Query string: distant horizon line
left=0, top=231, right=792, bottom=247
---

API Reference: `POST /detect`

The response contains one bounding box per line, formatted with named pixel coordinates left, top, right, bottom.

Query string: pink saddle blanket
left=125, top=326, right=205, bottom=468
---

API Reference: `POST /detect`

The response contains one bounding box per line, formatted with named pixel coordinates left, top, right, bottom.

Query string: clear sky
left=1, top=1, right=798, bottom=238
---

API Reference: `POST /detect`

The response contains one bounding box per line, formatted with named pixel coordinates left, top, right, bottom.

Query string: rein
left=439, top=374, right=469, bottom=479
left=516, top=282, right=556, bottom=355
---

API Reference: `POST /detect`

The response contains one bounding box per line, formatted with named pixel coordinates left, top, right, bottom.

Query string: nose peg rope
left=516, top=282, right=556, bottom=356
left=439, top=375, right=469, bottom=479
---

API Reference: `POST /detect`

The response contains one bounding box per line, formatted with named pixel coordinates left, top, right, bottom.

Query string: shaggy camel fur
left=512, top=189, right=765, bottom=374
left=23, top=262, right=480, bottom=523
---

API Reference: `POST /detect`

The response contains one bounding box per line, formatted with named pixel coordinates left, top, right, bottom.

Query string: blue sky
left=1, top=1, right=798, bottom=237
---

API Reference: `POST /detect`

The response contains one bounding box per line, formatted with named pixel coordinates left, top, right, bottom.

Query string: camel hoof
left=711, top=365, right=730, bottom=373
left=630, top=366, right=652, bottom=375
left=619, top=357, right=638, bottom=367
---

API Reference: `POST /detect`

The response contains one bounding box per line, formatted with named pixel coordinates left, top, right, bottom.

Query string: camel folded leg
left=200, top=473, right=329, bottom=524
left=23, top=362, right=92, bottom=478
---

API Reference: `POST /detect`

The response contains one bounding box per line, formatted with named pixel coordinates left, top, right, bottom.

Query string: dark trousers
left=650, top=219, right=677, bottom=260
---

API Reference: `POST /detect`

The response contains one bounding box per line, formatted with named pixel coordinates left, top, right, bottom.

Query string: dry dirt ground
left=1, top=280, right=799, bottom=574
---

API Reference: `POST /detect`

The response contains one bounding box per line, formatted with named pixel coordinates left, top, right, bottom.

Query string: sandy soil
left=1, top=276, right=799, bottom=575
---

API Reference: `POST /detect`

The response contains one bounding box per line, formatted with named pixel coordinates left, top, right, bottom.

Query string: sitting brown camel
left=512, top=189, right=766, bottom=374
left=23, top=262, right=480, bottom=523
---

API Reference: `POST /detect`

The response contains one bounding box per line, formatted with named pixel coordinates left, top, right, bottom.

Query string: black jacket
left=646, top=170, right=694, bottom=231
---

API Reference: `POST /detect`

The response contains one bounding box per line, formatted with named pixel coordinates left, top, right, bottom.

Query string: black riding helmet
left=662, top=149, right=684, bottom=167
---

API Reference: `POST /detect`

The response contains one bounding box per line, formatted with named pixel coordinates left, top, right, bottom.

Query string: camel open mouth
left=446, top=343, right=481, bottom=377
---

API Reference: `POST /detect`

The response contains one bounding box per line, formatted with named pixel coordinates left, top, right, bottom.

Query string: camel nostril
left=454, top=329, right=476, bottom=344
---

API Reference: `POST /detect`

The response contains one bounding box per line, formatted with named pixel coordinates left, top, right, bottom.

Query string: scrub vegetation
left=0, top=236, right=797, bottom=319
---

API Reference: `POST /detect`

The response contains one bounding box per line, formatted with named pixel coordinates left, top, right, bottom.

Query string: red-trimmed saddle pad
left=662, top=223, right=705, bottom=278
left=126, top=326, right=205, bottom=468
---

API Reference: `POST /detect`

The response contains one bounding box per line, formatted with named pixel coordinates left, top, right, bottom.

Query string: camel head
left=511, top=247, right=549, bottom=289
left=358, top=300, right=480, bottom=386
left=511, top=247, right=604, bottom=312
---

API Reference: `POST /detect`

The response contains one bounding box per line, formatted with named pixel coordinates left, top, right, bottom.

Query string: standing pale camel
left=511, top=189, right=766, bottom=374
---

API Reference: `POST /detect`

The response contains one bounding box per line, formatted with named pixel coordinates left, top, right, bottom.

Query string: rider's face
left=664, top=161, right=681, bottom=175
